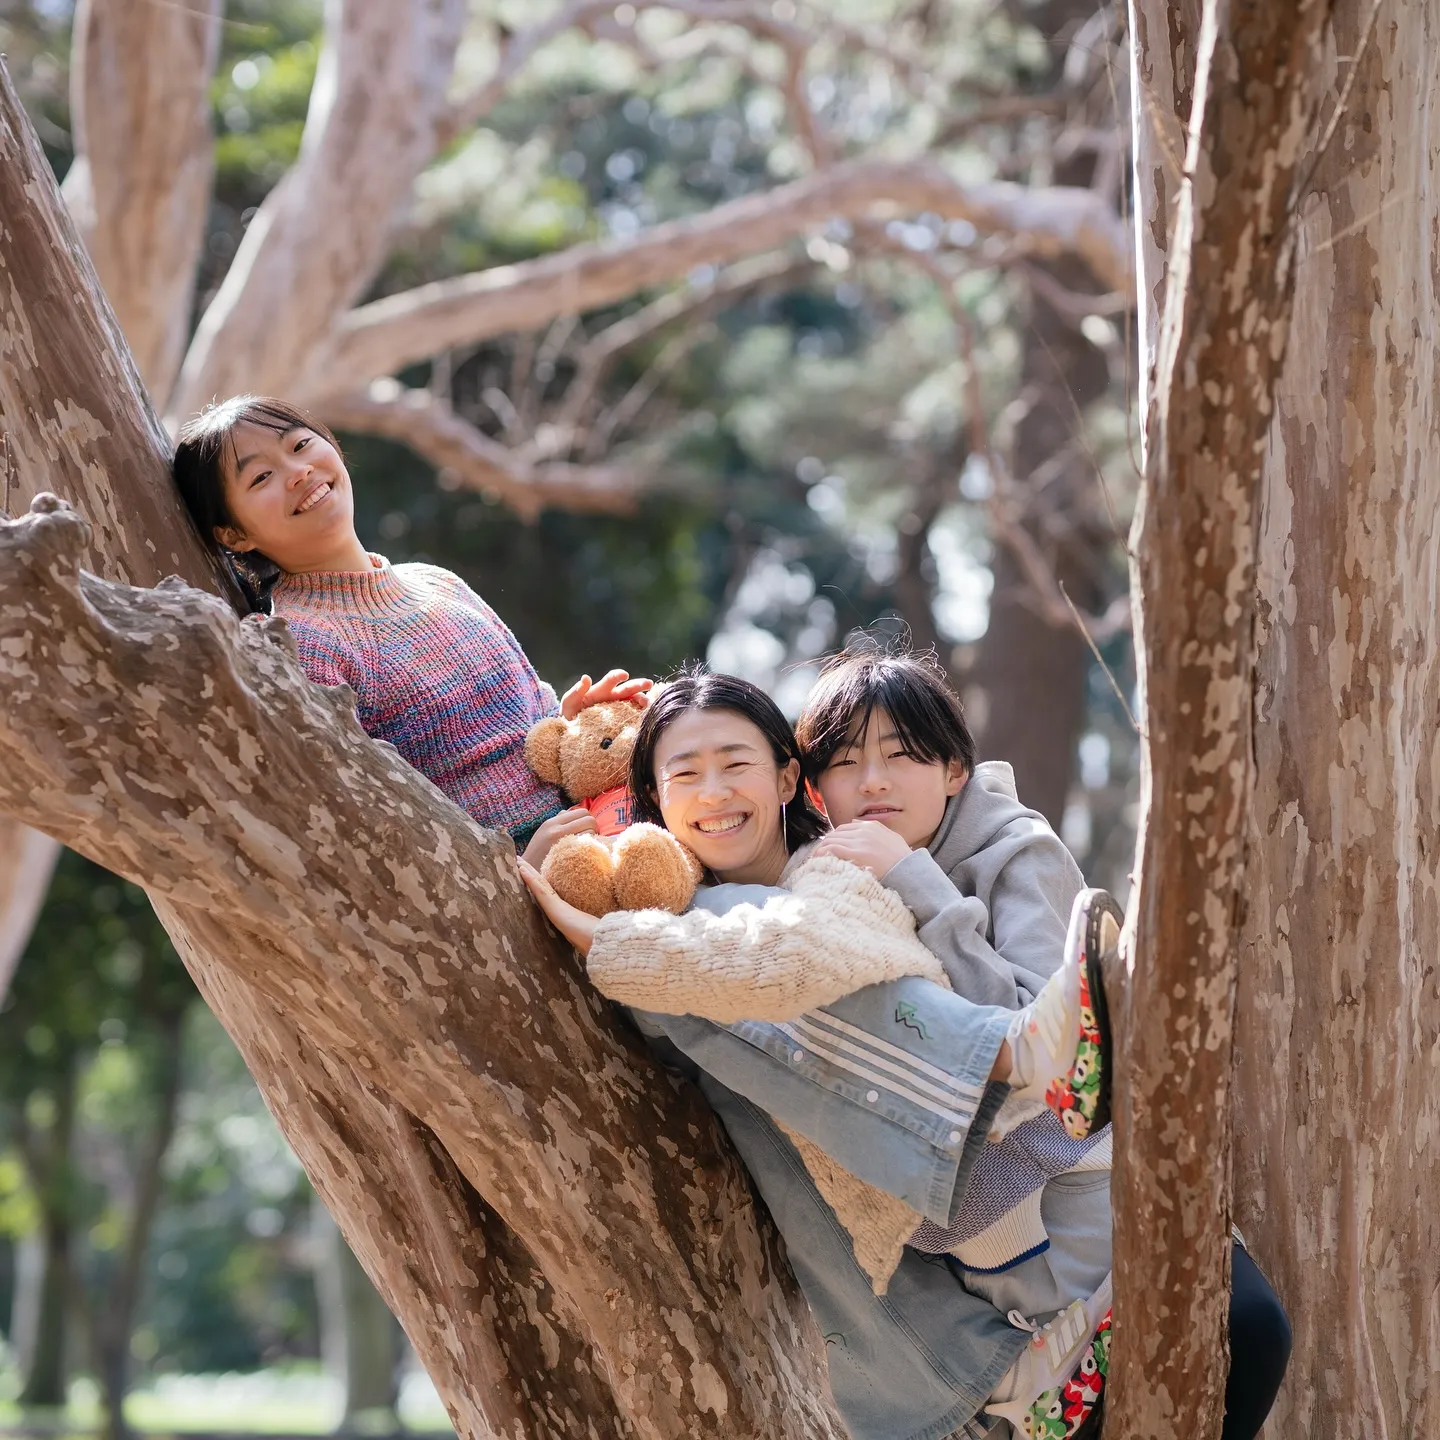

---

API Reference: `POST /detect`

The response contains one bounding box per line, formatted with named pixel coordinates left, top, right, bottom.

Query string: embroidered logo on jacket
left=894, top=1000, right=930, bottom=1041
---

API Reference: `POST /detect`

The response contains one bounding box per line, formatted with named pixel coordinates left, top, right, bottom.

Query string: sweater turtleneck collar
left=272, top=553, right=410, bottom=619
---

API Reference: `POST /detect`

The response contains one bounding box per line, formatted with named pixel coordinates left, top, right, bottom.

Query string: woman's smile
left=693, top=810, right=750, bottom=836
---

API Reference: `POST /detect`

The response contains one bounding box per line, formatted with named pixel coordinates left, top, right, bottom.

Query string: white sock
left=1005, top=959, right=1082, bottom=1099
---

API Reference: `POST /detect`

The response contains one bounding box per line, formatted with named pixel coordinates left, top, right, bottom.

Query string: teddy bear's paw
left=611, top=824, right=703, bottom=913
left=542, top=833, right=620, bottom=917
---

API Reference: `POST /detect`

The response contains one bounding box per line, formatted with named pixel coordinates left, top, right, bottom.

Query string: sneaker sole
left=1080, top=888, right=1123, bottom=1138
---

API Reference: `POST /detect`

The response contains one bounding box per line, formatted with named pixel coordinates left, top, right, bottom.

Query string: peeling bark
left=1232, top=1, right=1440, bottom=1433
left=1112, top=0, right=1333, bottom=1435
left=0, top=60, right=233, bottom=601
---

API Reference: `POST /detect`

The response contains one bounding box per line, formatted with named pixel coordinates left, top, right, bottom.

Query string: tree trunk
left=1230, top=2, right=1440, bottom=1433
left=61, top=0, right=222, bottom=402
left=14, top=1062, right=78, bottom=1410
left=0, top=61, right=841, bottom=1440
left=1109, top=0, right=1331, bottom=1435
left=92, top=1008, right=186, bottom=1440
left=314, top=1198, right=402, bottom=1431
left=971, top=0, right=1117, bottom=832
left=0, top=820, right=60, bottom=1003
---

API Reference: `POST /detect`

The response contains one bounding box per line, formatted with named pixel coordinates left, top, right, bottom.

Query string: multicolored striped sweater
left=269, top=555, right=566, bottom=841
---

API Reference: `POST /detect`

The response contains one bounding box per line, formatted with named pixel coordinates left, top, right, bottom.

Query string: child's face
left=217, top=420, right=357, bottom=573
left=815, top=708, right=966, bottom=849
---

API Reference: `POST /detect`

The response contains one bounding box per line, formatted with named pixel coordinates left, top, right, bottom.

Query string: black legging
left=1224, top=1240, right=1292, bottom=1440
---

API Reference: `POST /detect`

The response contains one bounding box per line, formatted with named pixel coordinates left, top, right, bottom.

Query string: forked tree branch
left=168, top=0, right=471, bottom=417
left=309, top=157, right=1133, bottom=398
left=317, top=386, right=642, bottom=519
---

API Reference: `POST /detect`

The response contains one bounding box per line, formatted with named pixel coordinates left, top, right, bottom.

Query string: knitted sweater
left=591, top=850, right=949, bottom=1290
left=270, top=555, right=566, bottom=838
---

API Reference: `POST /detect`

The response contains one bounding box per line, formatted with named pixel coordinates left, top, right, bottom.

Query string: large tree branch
left=0, top=58, right=234, bottom=600
left=308, top=157, right=1134, bottom=400
left=168, top=0, right=470, bottom=418
left=317, top=386, right=642, bottom=519
left=60, top=0, right=222, bottom=401
left=0, top=497, right=842, bottom=1440
left=1110, top=0, right=1334, bottom=1434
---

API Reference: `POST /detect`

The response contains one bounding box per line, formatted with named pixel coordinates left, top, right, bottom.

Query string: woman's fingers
left=517, top=861, right=600, bottom=955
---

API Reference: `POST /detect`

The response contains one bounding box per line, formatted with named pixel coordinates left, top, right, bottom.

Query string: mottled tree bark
left=1111, top=0, right=1332, bottom=1435
left=0, top=61, right=841, bottom=1439
left=1231, top=1, right=1440, bottom=1433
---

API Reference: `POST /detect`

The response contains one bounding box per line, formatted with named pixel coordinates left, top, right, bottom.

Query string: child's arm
left=887, top=817, right=1080, bottom=1007
left=577, top=855, right=949, bottom=1023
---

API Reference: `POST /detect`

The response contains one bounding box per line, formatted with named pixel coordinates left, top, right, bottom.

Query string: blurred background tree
left=0, top=0, right=1137, bottom=1431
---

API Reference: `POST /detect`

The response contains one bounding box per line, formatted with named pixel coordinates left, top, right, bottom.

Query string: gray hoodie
left=883, top=759, right=1084, bottom=1008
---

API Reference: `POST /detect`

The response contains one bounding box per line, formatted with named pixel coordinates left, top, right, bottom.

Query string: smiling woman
left=627, top=670, right=829, bottom=886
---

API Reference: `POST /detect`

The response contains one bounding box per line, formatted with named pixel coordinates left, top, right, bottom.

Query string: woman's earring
left=781, top=800, right=788, bottom=838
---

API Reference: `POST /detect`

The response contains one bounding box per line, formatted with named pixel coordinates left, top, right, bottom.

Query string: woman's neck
left=711, top=830, right=790, bottom=887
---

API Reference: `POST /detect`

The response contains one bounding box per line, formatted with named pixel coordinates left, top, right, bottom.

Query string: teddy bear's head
left=524, top=702, right=642, bottom=802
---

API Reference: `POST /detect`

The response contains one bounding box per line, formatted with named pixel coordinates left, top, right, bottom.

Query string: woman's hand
left=810, top=820, right=913, bottom=880
left=518, top=860, right=601, bottom=956
left=521, top=807, right=597, bottom=869
left=561, top=668, right=653, bottom=719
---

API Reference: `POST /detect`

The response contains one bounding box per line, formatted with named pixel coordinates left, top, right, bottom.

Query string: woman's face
left=652, top=708, right=799, bottom=884
left=217, top=420, right=357, bottom=573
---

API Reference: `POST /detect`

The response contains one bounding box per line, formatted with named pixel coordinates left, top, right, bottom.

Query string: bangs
left=797, top=647, right=976, bottom=774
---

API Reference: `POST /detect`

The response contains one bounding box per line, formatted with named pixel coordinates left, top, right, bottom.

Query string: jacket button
left=949, top=1130, right=963, bottom=1144
left=866, top=1090, right=879, bottom=1103
left=792, top=1049, right=805, bottom=1063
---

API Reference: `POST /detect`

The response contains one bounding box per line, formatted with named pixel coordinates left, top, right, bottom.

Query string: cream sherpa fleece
left=588, top=852, right=946, bottom=1291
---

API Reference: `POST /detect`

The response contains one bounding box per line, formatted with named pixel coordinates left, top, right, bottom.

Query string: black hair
left=628, top=667, right=829, bottom=853
left=795, top=641, right=978, bottom=776
left=172, top=395, right=343, bottom=614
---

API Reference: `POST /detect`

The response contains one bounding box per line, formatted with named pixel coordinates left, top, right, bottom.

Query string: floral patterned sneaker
left=1007, top=888, right=1120, bottom=1140
left=983, top=1276, right=1113, bottom=1440
left=1024, top=1310, right=1111, bottom=1439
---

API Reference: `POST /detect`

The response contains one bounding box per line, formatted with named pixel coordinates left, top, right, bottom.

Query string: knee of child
left=1230, top=1274, right=1293, bottom=1380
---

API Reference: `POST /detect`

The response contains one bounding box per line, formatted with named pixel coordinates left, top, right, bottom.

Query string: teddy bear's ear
left=525, top=717, right=568, bottom=783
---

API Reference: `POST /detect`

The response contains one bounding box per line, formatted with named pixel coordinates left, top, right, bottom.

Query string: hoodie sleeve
left=882, top=815, right=1080, bottom=1009
left=586, top=855, right=948, bottom=1022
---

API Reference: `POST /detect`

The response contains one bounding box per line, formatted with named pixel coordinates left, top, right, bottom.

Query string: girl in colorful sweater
left=172, top=395, right=641, bottom=852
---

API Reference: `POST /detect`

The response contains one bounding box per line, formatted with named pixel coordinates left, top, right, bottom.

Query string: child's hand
left=518, top=860, right=601, bottom=956
left=811, top=821, right=913, bottom=880
left=522, top=807, right=596, bottom=869
left=561, top=669, right=653, bottom=719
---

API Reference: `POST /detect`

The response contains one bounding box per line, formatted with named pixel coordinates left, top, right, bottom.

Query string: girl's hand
left=522, top=807, right=597, bottom=870
left=518, top=860, right=600, bottom=956
left=561, top=669, right=653, bottom=719
left=811, top=820, right=913, bottom=880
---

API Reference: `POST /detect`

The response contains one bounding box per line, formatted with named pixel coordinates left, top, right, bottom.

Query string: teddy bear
left=524, top=701, right=702, bottom=917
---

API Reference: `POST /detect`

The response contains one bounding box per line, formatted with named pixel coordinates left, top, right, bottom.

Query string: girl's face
left=216, top=420, right=359, bottom=574
left=816, top=707, right=966, bottom=848
left=652, top=708, right=799, bottom=885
